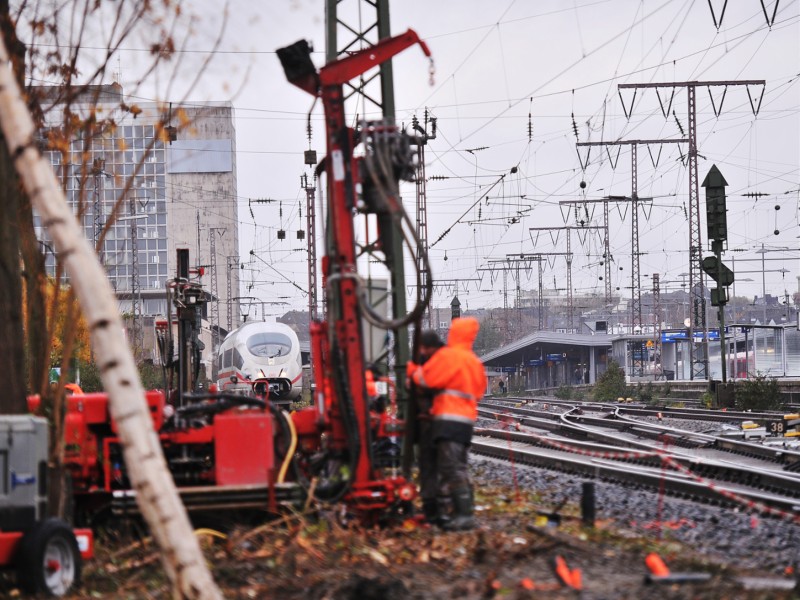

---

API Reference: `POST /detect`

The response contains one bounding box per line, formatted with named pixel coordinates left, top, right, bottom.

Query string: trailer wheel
left=16, top=518, right=81, bottom=597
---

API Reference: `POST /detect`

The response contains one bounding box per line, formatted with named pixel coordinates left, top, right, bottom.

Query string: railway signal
left=701, top=165, right=733, bottom=388
left=701, top=256, right=734, bottom=291
left=703, top=164, right=729, bottom=243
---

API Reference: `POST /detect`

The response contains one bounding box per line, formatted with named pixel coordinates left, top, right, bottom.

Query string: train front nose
left=268, top=378, right=292, bottom=399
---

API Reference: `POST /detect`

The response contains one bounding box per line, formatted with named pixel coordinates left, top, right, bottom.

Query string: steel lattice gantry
left=576, top=138, right=686, bottom=336
left=302, top=174, right=319, bottom=321
left=325, top=0, right=410, bottom=414
left=558, top=198, right=614, bottom=306
left=652, top=272, right=662, bottom=378
left=484, top=253, right=569, bottom=333
left=616, top=79, right=765, bottom=380
left=411, top=110, right=436, bottom=329
left=226, top=255, right=239, bottom=331
left=528, top=228, right=602, bottom=333
left=126, top=196, right=144, bottom=357
left=209, top=227, right=225, bottom=378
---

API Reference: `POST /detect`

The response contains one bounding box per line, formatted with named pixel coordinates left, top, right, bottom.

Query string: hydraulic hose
left=353, top=128, right=434, bottom=331
left=277, top=410, right=297, bottom=484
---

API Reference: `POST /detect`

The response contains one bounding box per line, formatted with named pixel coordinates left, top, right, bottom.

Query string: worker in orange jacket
left=408, top=317, right=486, bottom=531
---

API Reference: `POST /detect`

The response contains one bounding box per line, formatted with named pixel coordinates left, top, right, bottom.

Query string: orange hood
left=447, top=317, right=479, bottom=349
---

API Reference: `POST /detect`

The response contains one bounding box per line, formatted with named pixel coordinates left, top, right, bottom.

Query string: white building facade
left=37, top=84, right=240, bottom=361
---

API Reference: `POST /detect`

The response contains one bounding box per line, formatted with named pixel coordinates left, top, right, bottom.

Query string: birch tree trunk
left=0, top=38, right=222, bottom=600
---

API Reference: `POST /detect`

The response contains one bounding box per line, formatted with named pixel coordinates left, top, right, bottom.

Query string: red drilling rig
left=27, top=30, right=434, bottom=527
left=277, top=29, right=434, bottom=516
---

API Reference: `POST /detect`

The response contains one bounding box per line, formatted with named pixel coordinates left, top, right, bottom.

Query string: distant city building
left=36, top=84, right=240, bottom=360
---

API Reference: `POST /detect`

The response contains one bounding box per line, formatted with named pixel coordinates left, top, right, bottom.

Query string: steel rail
left=480, top=400, right=800, bottom=469
left=476, top=427, right=800, bottom=500
left=471, top=435, right=800, bottom=517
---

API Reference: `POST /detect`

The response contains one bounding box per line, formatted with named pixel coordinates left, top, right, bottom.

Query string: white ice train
left=216, top=321, right=303, bottom=404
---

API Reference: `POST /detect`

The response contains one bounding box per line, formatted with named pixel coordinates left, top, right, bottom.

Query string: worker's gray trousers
left=436, top=439, right=471, bottom=496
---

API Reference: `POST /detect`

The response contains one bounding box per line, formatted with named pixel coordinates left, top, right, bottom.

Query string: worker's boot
left=443, top=487, right=475, bottom=531
left=422, top=498, right=440, bottom=525
left=436, top=494, right=453, bottom=529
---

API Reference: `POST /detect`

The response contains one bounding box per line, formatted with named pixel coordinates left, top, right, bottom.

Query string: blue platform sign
left=500, top=366, right=517, bottom=373
left=528, top=359, right=545, bottom=367
left=546, top=353, right=566, bottom=362
left=662, top=329, right=723, bottom=343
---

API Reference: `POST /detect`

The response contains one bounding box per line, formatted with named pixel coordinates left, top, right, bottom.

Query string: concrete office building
left=36, top=84, right=240, bottom=362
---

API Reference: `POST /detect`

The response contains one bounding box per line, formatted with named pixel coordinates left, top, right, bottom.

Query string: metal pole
left=630, top=144, right=641, bottom=334
left=731, top=255, right=737, bottom=322
left=761, top=243, right=767, bottom=324
left=566, top=229, right=574, bottom=331
left=716, top=243, right=727, bottom=383
left=745, top=328, right=749, bottom=377
left=603, top=198, right=611, bottom=304
left=502, top=268, right=509, bottom=342
left=653, top=273, right=662, bottom=380
left=538, top=260, right=544, bottom=330
left=731, top=254, right=737, bottom=382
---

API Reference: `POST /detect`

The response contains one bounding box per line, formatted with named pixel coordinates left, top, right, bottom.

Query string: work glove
left=406, top=361, right=420, bottom=378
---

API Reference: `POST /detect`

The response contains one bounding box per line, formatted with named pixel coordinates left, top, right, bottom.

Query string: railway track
left=482, top=398, right=800, bottom=469
left=493, top=396, right=785, bottom=423
left=475, top=402, right=800, bottom=520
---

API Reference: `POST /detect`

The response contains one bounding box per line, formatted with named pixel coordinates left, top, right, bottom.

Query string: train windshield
left=246, top=332, right=293, bottom=358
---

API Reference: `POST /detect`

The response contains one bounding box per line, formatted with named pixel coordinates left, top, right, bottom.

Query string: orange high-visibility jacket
left=365, top=370, right=378, bottom=397
left=411, top=317, right=486, bottom=424
left=64, top=383, right=84, bottom=395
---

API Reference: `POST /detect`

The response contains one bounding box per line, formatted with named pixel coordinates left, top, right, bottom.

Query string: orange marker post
left=645, top=553, right=671, bottom=577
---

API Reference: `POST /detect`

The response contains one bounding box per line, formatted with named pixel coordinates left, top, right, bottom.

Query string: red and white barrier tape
left=481, top=413, right=800, bottom=525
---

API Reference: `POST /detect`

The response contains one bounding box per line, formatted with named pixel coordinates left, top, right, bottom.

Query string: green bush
left=139, top=361, right=166, bottom=391
left=735, top=373, right=782, bottom=411
left=593, top=360, right=627, bottom=402
left=76, top=360, right=168, bottom=392
left=554, top=385, right=572, bottom=399
left=76, top=359, right=103, bottom=392
left=635, top=382, right=655, bottom=403
left=700, top=391, right=713, bottom=408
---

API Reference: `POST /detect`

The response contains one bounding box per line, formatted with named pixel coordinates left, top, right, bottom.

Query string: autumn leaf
left=23, top=278, right=92, bottom=366
left=150, top=37, right=176, bottom=59
left=176, top=107, right=190, bottom=127
left=365, top=548, right=388, bottom=566
left=120, top=102, right=142, bottom=118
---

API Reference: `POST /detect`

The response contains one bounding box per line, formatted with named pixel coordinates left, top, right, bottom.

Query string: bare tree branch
left=0, top=33, right=223, bottom=600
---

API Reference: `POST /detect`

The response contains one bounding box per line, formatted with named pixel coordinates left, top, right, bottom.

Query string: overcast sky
left=117, top=0, right=800, bottom=318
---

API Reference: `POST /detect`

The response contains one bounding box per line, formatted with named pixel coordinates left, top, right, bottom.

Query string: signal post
left=701, top=165, right=734, bottom=405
